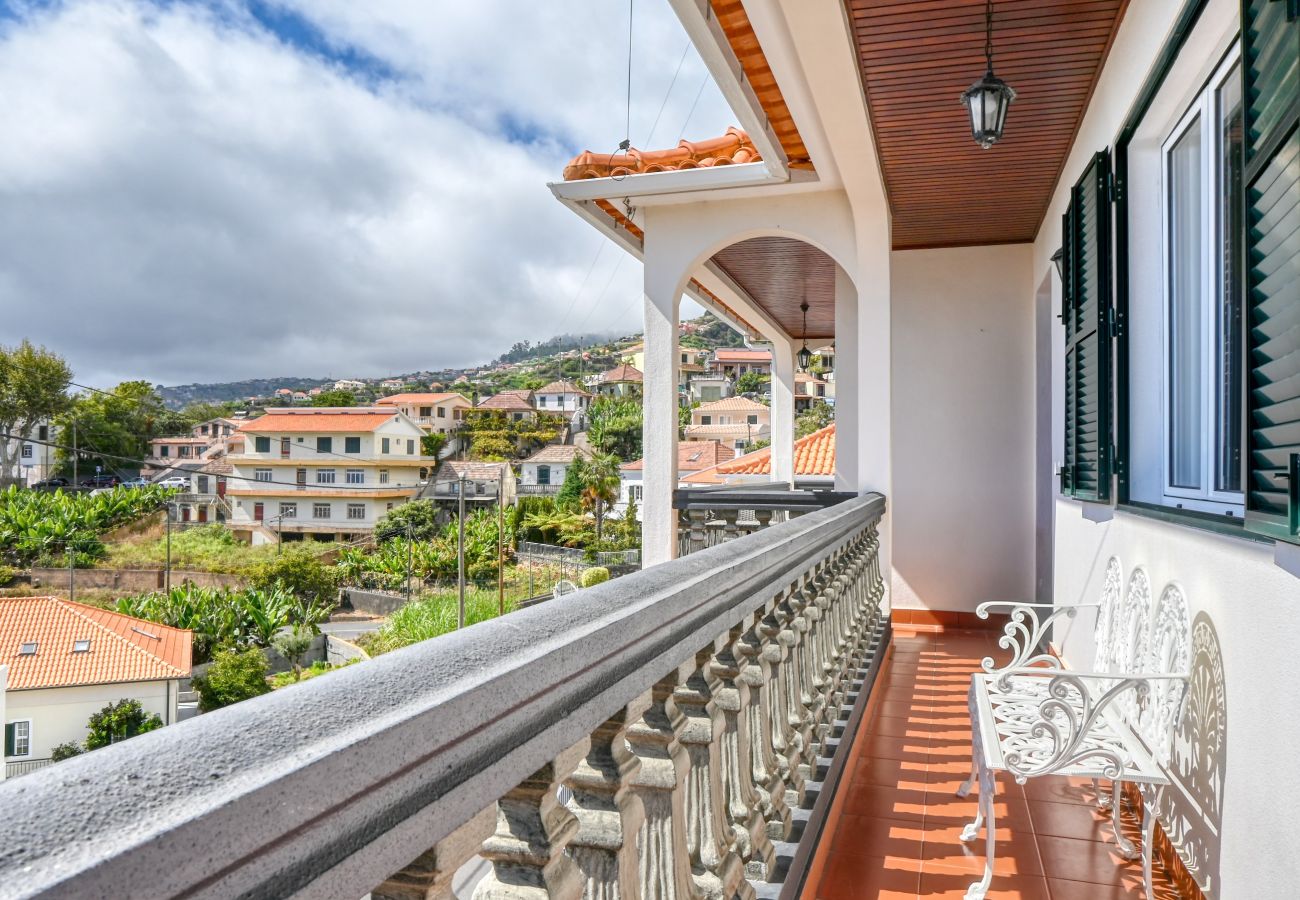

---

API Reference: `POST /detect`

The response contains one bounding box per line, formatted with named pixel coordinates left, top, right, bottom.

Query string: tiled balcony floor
left=808, top=628, right=1182, bottom=899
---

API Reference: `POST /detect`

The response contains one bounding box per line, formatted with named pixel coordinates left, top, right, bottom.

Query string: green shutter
left=1062, top=151, right=1115, bottom=502
left=4, top=722, right=15, bottom=757
left=1243, top=3, right=1300, bottom=541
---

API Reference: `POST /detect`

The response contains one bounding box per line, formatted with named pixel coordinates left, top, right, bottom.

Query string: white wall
left=889, top=244, right=1036, bottom=613
left=4, top=680, right=173, bottom=761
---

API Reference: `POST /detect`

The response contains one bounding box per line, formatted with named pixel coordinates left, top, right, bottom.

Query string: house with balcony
left=476, top=389, right=537, bottom=422
left=685, top=395, right=772, bottom=450
left=616, top=439, right=735, bottom=520
left=1, top=596, right=191, bottom=779
left=2, top=4, right=1294, bottom=900
left=376, top=392, right=471, bottom=452
left=595, top=362, right=644, bottom=397
left=225, top=407, right=433, bottom=542
left=709, top=347, right=772, bottom=379
left=793, top=371, right=828, bottom=412
left=688, top=371, right=734, bottom=404
left=518, top=444, right=589, bottom=496
left=532, top=380, right=592, bottom=428
left=430, top=460, right=516, bottom=508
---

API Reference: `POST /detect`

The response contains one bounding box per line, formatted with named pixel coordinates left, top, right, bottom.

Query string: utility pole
left=67, top=540, right=75, bottom=603
left=165, top=503, right=173, bottom=593
left=457, top=472, right=467, bottom=629
left=72, top=421, right=78, bottom=486
left=497, top=498, right=504, bottom=616
left=405, top=520, right=414, bottom=606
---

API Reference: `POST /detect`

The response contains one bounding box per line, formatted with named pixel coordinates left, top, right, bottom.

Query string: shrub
left=84, top=699, right=163, bottom=750
left=363, top=589, right=518, bottom=655
left=272, top=625, right=314, bottom=681
left=580, top=567, right=610, bottom=588
left=246, top=547, right=339, bottom=608
left=0, top=484, right=172, bottom=565
left=51, top=741, right=84, bottom=761
left=0, top=564, right=16, bottom=586
left=374, top=499, right=441, bottom=542
left=193, top=646, right=271, bottom=711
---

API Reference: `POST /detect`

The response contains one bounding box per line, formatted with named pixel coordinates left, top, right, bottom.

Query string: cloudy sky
left=0, top=0, right=734, bottom=387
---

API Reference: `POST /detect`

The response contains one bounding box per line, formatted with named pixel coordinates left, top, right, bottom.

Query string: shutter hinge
left=1108, top=306, right=1122, bottom=338
left=1108, top=170, right=1122, bottom=204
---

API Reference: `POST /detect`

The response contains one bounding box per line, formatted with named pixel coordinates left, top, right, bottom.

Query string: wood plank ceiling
left=711, top=237, right=837, bottom=340
left=846, top=0, right=1129, bottom=249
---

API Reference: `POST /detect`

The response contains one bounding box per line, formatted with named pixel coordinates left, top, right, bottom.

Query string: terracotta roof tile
left=600, top=363, right=643, bottom=383
left=0, top=596, right=192, bottom=690
left=696, top=396, right=769, bottom=413
left=620, top=441, right=736, bottom=472
left=687, top=423, right=836, bottom=480
left=377, top=392, right=469, bottom=406
left=535, top=380, right=591, bottom=397
left=564, top=127, right=762, bottom=181
left=523, top=445, right=589, bottom=465
left=713, top=349, right=772, bottom=362
left=238, top=409, right=398, bottom=434
left=435, top=461, right=509, bottom=481
left=477, top=390, right=535, bottom=412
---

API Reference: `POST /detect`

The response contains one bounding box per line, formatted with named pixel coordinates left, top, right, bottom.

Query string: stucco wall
left=4, top=680, right=173, bottom=761
left=888, top=244, right=1035, bottom=613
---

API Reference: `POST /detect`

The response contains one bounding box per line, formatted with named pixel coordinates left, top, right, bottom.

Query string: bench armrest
left=977, top=602, right=1097, bottom=676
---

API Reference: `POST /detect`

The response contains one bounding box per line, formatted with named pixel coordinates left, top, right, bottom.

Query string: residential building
left=518, top=444, right=588, bottom=496
left=225, top=408, right=434, bottom=542
left=332, top=379, right=366, bottom=391
left=1, top=596, right=192, bottom=778
left=688, top=373, right=733, bottom=404
left=794, top=371, right=828, bottom=412
left=709, top=348, right=772, bottom=379
left=595, top=363, right=643, bottom=398
left=10, top=422, right=58, bottom=487
left=430, top=461, right=516, bottom=507
left=685, top=396, right=772, bottom=451
left=683, top=424, right=836, bottom=489
left=380, top=379, right=405, bottom=390
left=376, top=392, right=471, bottom=440
left=532, top=381, right=591, bottom=419
left=476, top=389, right=536, bottom=422
left=616, top=440, right=735, bottom=520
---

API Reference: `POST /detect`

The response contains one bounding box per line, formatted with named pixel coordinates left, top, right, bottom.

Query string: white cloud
left=0, top=0, right=734, bottom=387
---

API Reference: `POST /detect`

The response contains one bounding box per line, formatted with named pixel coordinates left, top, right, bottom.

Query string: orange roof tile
left=238, top=409, right=398, bottom=433
left=0, top=596, right=191, bottom=690
left=601, top=363, right=643, bottom=383
left=681, top=424, right=836, bottom=483
left=696, top=396, right=769, bottom=414
left=477, top=390, right=535, bottom=412
left=564, top=127, right=762, bottom=181
left=713, top=348, right=772, bottom=362
left=620, top=441, right=736, bottom=473
left=376, top=392, right=469, bottom=406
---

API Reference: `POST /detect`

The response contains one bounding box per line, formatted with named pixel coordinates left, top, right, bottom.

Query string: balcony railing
left=517, top=483, right=560, bottom=495
left=0, top=493, right=887, bottom=899
left=4, top=758, right=53, bottom=779
left=674, top=484, right=856, bottom=556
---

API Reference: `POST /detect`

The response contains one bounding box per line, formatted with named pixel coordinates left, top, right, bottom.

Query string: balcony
left=517, top=483, right=560, bottom=496
left=673, top=484, right=856, bottom=557
left=4, top=758, right=53, bottom=779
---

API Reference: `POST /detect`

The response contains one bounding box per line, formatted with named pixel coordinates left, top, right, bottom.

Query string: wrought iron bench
left=956, top=559, right=1190, bottom=900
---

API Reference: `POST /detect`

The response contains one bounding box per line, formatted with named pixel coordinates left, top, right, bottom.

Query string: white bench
left=956, top=559, right=1191, bottom=900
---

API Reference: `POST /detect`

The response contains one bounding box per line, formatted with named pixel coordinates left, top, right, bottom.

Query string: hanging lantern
left=961, top=0, right=1016, bottom=149
left=797, top=301, right=813, bottom=371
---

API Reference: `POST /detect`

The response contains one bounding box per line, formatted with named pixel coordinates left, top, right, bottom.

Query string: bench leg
left=956, top=756, right=978, bottom=799
left=1141, top=797, right=1155, bottom=898
left=1093, top=777, right=1111, bottom=809
left=1109, top=781, right=1138, bottom=859
left=958, top=680, right=980, bottom=800
left=965, top=768, right=997, bottom=900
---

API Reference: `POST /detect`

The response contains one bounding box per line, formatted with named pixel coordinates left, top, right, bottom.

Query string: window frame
left=1157, top=47, right=1244, bottom=514
left=347, top=503, right=366, bottom=521
left=345, top=468, right=364, bottom=485
left=254, top=468, right=272, bottom=483
left=316, top=469, right=336, bottom=485
left=344, top=436, right=361, bottom=454
left=6, top=719, right=33, bottom=758
left=279, top=502, right=297, bottom=519
left=312, top=502, right=331, bottom=519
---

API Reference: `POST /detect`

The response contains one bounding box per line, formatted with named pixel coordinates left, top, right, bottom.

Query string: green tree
left=421, top=432, right=447, bottom=459
left=587, top=396, right=643, bottom=461
left=84, top=698, right=163, bottom=750
left=577, top=454, right=622, bottom=543
left=51, top=741, right=84, bottom=761
left=0, top=341, right=73, bottom=484
left=312, top=389, right=356, bottom=407
left=736, top=371, right=770, bottom=395
left=55, top=381, right=169, bottom=478
left=796, top=401, right=835, bottom=438
left=246, top=546, right=340, bottom=611
left=178, top=401, right=239, bottom=429
left=272, top=625, right=315, bottom=682
left=375, top=498, right=441, bottom=541
left=555, top=461, right=584, bottom=512
left=193, top=646, right=271, bottom=711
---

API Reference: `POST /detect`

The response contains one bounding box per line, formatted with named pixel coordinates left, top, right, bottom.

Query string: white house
left=518, top=444, right=588, bottom=496
left=12, top=422, right=58, bottom=487
left=616, top=440, right=735, bottom=521
left=685, top=396, right=772, bottom=451
left=1, top=596, right=192, bottom=778
left=225, top=408, right=435, bottom=542
left=688, top=373, right=733, bottom=404
left=376, top=392, right=472, bottom=439
left=332, top=379, right=366, bottom=391
left=532, top=380, right=592, bottom=421
left=476, top=390, right=537, bottom=422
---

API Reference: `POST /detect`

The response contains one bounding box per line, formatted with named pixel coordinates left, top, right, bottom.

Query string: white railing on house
left=0, top=494, right=887, bottom=900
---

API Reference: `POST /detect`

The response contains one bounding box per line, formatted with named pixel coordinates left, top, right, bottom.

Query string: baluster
left=687, top=510, right=708, bottom=555
left=676, top=645, right=751, bottom=900
left=713, top=621, right=779, bottom=879
left=628, top=668, right=700, bottom=900
left=753, top=509, right=773, bottom=532
left=759, top=593, right=804, bottom=812
left=566, top=697, right=650, bottom=900
left=720, top=509, right=740, bottom=543
left=774, top=581, right=813, bottom=792
left=802, top=563, right=832, bottom=763
left=374, top=807, right=495, bottom=900
left=473, top=742, right=588, bottom=900
left=786, top=575, right=818, bottom=777
left=738, top=608, right=793, bottom=841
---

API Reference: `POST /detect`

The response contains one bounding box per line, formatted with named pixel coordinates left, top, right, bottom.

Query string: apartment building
left=376, top=392, right=471, bottom=437
left=225, top=408, right=435, bottom=542
left=685, top=396, right=772, bottom=451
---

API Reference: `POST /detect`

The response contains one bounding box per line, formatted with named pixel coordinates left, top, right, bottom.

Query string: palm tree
left=577, top=454, right=622, bottom=543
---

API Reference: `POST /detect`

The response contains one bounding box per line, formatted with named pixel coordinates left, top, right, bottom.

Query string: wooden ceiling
left=845, top=0, right=1129, bottom=249
left=711, top=237, right=837, bottom=339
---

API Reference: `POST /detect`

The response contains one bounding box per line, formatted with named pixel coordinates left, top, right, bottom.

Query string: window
left=379, top=469, right=390, bottom=484
left=747, top=415, right=759, bottom=425
left=437, top=407, right=447, bottom=418
left=317, top=437, right=333, bottom=454
left=18, top=641, right=37, bottom=655
left=407, top=439, right=415, bottom=454
left=420, top=406, right=432, bottom=417
left=345, top=436, right=361, bottom=454
left=200, top=425, right=209, bottom=435
left=1160, top=51, right=1242, bottom=510
left=386, top=502, right=394, bottom=512
left=538, top=396, right=547, bottom=407
left=255, top=436, right=270, bottom=453
left=160, top=445, right=171, bottom=458
left=476, top=482, right=486, bottom=495
left=629, top=485, right=642, bottom=503
left=382, top=437, right=391, bottom=454
left=38, top=425, right=47, bottom=440
left=21, top=444, right=31, bottom=459
left=317, top=469, right=336, bottom=484
left=346, top=469, right=364, bottom=484
left=537, top=465, right=551, bottom=485
left=279, top=502, right=297, bottom=519
left=347, top=503, right=366, bottom=520
left=254, top=469, right=272, bottom=483
left=72, top=639, right=90, bottom=653
left=313, top=503, right=331, bottom=519
left=701, top=415, right=712, bottom=425
left=5, top=720, right=32, bottom=758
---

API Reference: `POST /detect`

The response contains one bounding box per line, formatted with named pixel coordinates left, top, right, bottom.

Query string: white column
left=642, top=253, right=682, bottom=567
left=833, top=267, right=859, bottom=493
left=770, top=337, right=796, bottom=487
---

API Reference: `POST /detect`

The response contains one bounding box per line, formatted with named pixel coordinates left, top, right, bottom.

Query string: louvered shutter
left=1061, top=151, right=1114, bottom=502
left=4, top=722, right=15, bottom=757
left=1243, top=1, right=1300, bottom=541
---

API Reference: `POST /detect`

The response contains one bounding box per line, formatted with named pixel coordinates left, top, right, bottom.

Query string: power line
left=644, top=41, right=692, bottom=148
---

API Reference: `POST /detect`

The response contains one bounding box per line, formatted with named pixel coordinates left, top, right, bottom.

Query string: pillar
left=642, top=246, right=683, bottom=567
left=770, top=338, right=796, bottom=488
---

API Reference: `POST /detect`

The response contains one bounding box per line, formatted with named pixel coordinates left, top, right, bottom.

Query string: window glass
left=254, top=469, right=272, bottom=482
left=13, top=721, right=31, bottom=756
left=379, top=469, right=390, bottom=484
left=1167, top=115, right=1203, bottom=490
left=407, top=439, right=415, bottom=454
left=382, top=437, right=391, bottom=454
left=279, top=502, right=297, bottom=518
left=537, top=465, right=551, bottom=485
left=345, top=436, right=361, bottom=454
left=313, top=503, right=331, bottom=519
left=255, top=436, right=270, bottom=453
left=317, top=469, right=336, bottom=484
left=346, top=469, right=364, bottom=484
left=1215, top=66, right=1243, bottom=494
left=347, top=503, right=365, bottom=520
left=317, top=437, right=332, bottom=454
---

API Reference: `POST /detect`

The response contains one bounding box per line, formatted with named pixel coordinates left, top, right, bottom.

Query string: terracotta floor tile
left=919, top=824, right=1044, bottom=877
left=868, top=716, right=939, bottom=740
left=855, top=755, right=928, bottom=789
left=1045, top=876, right=1179, bottom=900
left=828, top=813, right=927, bottom=861
left=1035, top=835, right=1142, bottom=885
left=842, top=782, right=927, bottom=822
left=917, top=869, right=1050, bottom=899
left=1021, top=777, right=1103, bottom=807
left=817, top=852, right=921, bottom=900
left=924, top=789, right=1033, bottom=832
left=1026, top=800, right=1115, bottom=843
left=858, top=733, right=930, bottom=763
left=877, top=700, right=923, bottom=719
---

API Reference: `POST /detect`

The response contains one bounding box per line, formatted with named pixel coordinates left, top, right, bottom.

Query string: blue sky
left=0, top=0, right=735, bottom=385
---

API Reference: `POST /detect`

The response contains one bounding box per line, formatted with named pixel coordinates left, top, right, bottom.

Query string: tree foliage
left=0, top=341, right=73, bottom=484
left=736, top=371, right=770, bottom=396
left=374, top=498, right=441, bottom=542
left=0, top=484, right=172, bottom=566
left=312, top=389, right=356, bottom=407
left=84, top=698, right=163, bottom=750
left=796, top=401, right=835, bottom=438
left=55, top=381, right=171, bottom=478
left=193, top=646, right=271, bottom=711
left=576, top=454, right=622, bottom=542
left=586, top=396, right=642, bottom=461
left=245, top=545, right=340, bottom=608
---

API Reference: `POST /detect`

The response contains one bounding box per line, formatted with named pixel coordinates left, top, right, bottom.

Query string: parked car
left=121, top=477, right=151, bottom=489
left=31, top=477, right=69, bottom=490
left=157, top=476, right=189, bottom=489
left=79, top=474, right=120, bottom=488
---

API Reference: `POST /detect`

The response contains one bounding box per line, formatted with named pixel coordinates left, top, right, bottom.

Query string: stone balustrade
left=0, top=494, right=887, bottom=900
left=673, top=486, right=856, bottom=557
